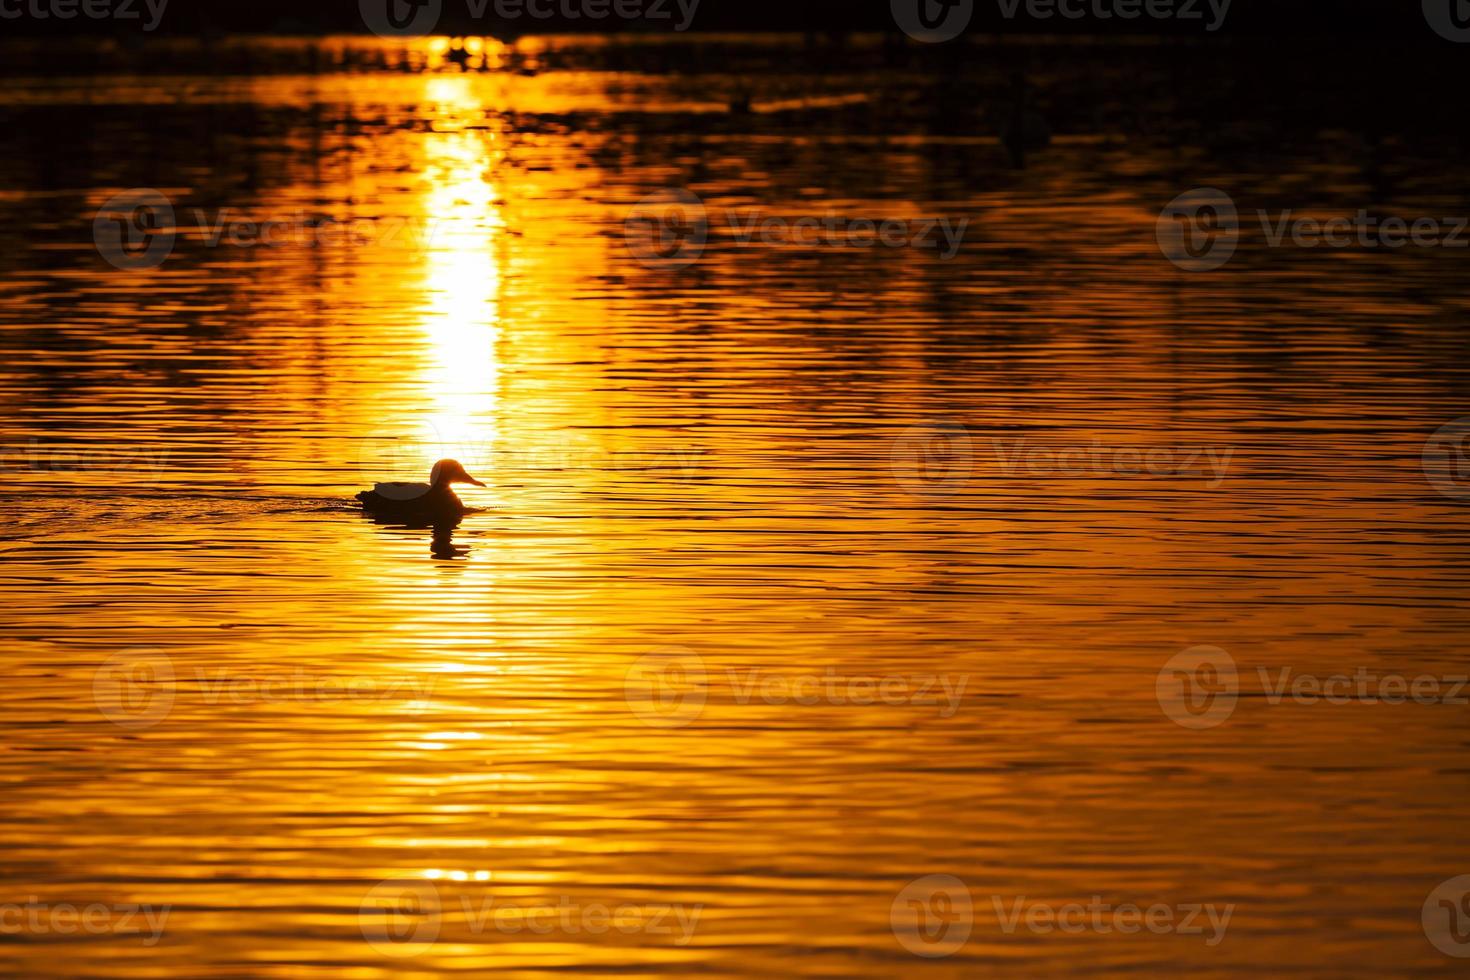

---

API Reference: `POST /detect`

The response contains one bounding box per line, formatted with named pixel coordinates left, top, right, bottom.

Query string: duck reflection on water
left=362, top=509, right=474, bottom=560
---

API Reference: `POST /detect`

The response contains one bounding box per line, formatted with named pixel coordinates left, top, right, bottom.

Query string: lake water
left=1, top=33, right=1469, bottom=978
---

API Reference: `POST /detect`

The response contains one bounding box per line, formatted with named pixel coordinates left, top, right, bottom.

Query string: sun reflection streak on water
left=412, top=76, right=505, bottom=482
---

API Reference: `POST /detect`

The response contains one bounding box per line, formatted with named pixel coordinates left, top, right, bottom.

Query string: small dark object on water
left=1003, top=73, right=1052, bottom=168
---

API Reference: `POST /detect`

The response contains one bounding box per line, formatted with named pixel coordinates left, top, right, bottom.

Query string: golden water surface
left=1, top=34, right=1468, bottom=978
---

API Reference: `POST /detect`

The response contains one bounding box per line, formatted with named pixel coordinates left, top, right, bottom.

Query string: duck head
left=429, top=458, right=486, bottom=489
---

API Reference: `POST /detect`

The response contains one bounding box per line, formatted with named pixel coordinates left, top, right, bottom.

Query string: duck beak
left=465, top=476, right=486, bottom=487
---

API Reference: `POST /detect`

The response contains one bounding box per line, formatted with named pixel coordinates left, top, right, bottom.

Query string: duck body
left=357, top=459, right=485, bottom=521
left=357, top=482, right=467, bottom=518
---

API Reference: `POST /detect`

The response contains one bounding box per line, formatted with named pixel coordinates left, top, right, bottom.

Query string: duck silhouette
left=357, top=458, right=485, bottom=520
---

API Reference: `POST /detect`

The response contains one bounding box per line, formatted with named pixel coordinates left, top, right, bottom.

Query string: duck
left=357, top=459, right=485, bottom=519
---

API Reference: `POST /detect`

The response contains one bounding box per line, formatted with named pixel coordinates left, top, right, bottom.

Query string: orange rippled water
left=0, top=34, right=1468, bottom=979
